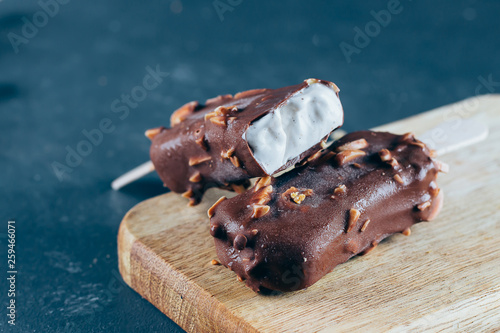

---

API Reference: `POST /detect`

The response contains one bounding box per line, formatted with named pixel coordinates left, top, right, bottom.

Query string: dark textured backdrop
left=1, top=0, right=499, bottom=332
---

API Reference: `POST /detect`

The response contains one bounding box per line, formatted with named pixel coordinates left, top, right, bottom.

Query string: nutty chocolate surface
left=209, top=131, right=444, bottom=292
left=149, top=79, right=342, bottom=205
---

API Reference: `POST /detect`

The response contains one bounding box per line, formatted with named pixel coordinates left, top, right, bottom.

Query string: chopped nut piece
left=401, top=132, right=415, bottom=142
left=205, top=94, right=233, bottom=104
left=291, top=192, right=306, bottom=204
left=145, top=127, right=162, bottom=140
left=353, top=163, right=362, bottom=169
left=207, top=196, right=227, bottom=218
left=409, top=141, right=426, bottom=148
left=230, top=156, right=241, bottom=168
left=402, top=228, right=411, bottom=236
left=187, top=198, right=196, bottom=207
left=221, top=148, right=235, bottom=159
left=305, top=150, right=322, bottom=163
left=305, top=78, right=320, bottom=85
left=209, top=116, right=227, bottom=127
left=211, top=259, right=220, bottom=265
left=204, top=106, right=230, bottom=121
left=347, top=208, right=361, bottom=233
left=188, top=155, right=211, bottom=166
left=189, top=172, right=202, bottom=183
left=282, top=187, right=313, bottom=204
left=429, top=149, right=437, bottom=158
left=204, top=110, right=217, bottom=120
left=417, top=201, right=431, bottom=211
left=328, top=82, right=340, bottom=93
left=254, top=176, right=272, bottom=192
left=195, top=136, right=208, bottom=151
left=335, top=149, right=366, bottom=166
left=237, top=275, right=244, bottom=282
left=393, top=174, right=404, bottom=184
left=251, top=229, right=259, bottom=236
left=378, top=149, right=392, bottom=162
left=216, top=105, right=230, bottom=114
left=205, top=94, right=232, bottom=105
left=230, top=183, right=246, bottom=194
left=334, top=184, right=347, bottom=195
left=387, top=158, right=399, bottom=168
left=170, top=101, right=198, bottom=126
left=320, top=140, right=329, bottom=149
left=181, top=189, right=193, bottom=199
left=254, top=185, right=273, bottom=205
left=337, top=138, right=368, bottom=151
left=429, top=185, right=440, bottom=198
left=234, top=88, right=267, bottom=99
left=360, top=219, right=371, bottom=232
left=252, top=205, right=270, bottom=218
left=319, top=151, right=336, bottom=163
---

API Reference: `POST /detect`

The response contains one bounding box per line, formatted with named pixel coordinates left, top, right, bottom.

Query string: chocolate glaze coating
left=209, top=131, right=443, bottom=292
left=149, top=79, right=342, bottom=205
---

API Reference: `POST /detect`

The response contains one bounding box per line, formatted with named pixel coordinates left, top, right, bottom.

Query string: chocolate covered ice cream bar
left=209, top=131, right=445, bottom=292
left=148, top=79, right=343, bottom=205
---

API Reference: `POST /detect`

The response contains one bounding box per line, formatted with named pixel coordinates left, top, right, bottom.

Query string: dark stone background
left=1, top=0, right=498, bottom=332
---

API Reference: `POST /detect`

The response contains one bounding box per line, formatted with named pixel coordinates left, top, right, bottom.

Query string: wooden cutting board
left=118, top=95, right=500, bottom=333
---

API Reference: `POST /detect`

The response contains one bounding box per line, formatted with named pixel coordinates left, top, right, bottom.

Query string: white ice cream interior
left=244, top=81, right=343, bottom=175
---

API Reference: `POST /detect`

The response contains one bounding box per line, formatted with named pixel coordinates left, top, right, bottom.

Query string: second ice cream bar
left=148, top=79, right=343, bottom=205
left=209, top=131, right=445, bottom=292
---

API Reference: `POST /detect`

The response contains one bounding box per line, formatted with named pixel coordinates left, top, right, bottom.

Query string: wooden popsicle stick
left=111, top=160, right=155, bottom=190
left=418, top=118, right=488, bottom=156
left=110, top=118, right=488, bottom=191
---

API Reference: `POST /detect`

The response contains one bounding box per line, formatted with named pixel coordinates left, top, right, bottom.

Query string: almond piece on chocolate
left=335, top=150, right=366, bottom=166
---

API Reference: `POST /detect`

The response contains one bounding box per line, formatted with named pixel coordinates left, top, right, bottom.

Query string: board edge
left=118, top=212, right=259, bottom=333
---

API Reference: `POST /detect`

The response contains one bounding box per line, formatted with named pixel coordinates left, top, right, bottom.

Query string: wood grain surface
left=118, top=94, right=500, bottom=332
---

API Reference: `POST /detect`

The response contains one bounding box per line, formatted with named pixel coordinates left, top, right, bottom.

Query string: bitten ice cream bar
left=209, top=131, right=445, bottom=292
left=147, top=79, right=344, bottom=205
